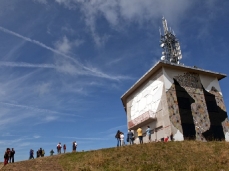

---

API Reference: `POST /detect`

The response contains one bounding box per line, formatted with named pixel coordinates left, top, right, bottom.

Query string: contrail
left=0, top=102, right=81, bottom=117
left=0, top=61, right=56, bottom=68
left=0, top=26, right=82, bottom=66
left=0, top=26, right=132, bottom=81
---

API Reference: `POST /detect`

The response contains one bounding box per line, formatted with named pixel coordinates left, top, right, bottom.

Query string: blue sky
left=0, top=0, right=229, bottom=161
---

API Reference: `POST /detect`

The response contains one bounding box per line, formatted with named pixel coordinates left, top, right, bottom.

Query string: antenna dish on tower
left=159, top=17, right=182, bottom=64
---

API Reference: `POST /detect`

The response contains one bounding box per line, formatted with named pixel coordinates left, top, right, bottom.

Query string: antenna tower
left=160, top=17, right=182, bottom=64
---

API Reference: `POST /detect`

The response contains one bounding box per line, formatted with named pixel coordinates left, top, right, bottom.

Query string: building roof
left=121, top=60, right=227, bottom=110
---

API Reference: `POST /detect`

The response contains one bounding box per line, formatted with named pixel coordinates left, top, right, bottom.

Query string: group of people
left=4, top=148, right=15, bottom=166
left=56, top=141, right=77, bottom=154
left=115, top=126, right=153, bottom=146
left=29, top=148, right=45, bottom=159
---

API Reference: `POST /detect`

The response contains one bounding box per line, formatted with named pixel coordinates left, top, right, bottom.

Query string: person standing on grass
left=4, top=148, right=9, bottom=166
left=42, top=149, right=45, bottom=157
left=57, top=142, right=62, bottom=154
left=146, top=126, right=151, bottom=143
left=7, top=148, right=11, bottom=163
left=36, top=149, right=40, bottom=158
left=29, top=149, right=34, bottom=159
left=127, top=129, right=134, bottom=145
left=50, top=149, right=54, bottom=156
left=115, top=130, right=121, bottom=147
left=120, top=133, right=125, bottom=146
left=63, top=144, right=66, bottom=153
left=137, top=127, right=143, bottom=144
left=10, top=148, right=15, bottom=163
left=72, top=141, right=77, bottom=152
left=39, top=148, right=42, bottom=157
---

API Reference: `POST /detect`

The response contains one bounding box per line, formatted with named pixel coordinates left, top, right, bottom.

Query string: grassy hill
left=2, top=141, right=229, bottom=171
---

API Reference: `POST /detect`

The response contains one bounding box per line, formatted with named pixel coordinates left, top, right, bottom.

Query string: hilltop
left=1, top=141, right=229, bottom=171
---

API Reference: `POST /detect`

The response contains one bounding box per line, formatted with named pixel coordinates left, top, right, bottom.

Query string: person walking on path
left=72, top=141, right=77, bottom=152
left=115, top=130, right=121, bottom=147
left=63, top=144, right=66, bottom=153
left=57, top=142, right=62, bottom=154
left=137, top=127, right=143, bottom=144
left=127, top=129, right=134, bottom=145
left=146, top=126, right=151, bottom=143
left=10, top=148, right=15, bottom=163
left=50, top=149, right=54, bottom=156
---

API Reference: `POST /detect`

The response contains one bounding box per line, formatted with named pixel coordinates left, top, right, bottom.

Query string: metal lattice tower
left=160, top=17, right=182, bottom=64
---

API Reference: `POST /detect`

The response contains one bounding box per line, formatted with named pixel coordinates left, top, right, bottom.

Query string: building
left=121, top=18, right=229, bottom=143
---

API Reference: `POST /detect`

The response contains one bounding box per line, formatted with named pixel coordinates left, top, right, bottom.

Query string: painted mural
left=166, top=72, right=229, bottom=141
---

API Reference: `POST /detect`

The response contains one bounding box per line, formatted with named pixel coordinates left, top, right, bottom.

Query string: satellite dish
left=160, top=43, right=164, bottom=48
left=162, top=52, right=165, bottom=55
left=178, top=55, right=182, bottom=60
left=161, top=56, right=165, bottom=60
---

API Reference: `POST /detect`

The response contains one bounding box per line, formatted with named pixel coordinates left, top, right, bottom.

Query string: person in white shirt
left=120, top=133, right=125, bottom=146
left=57, top=142, right=62, bottom=154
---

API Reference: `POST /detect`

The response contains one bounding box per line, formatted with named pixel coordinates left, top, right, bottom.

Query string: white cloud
left=44, top=116, right=58, bottom=122
left=55, top=0, right=193, bottom=46
left=37, top=82, right=51, bottom=95
left=33, top=135, right=41, bottom=139
left=54, top=36, right=72, bottom=54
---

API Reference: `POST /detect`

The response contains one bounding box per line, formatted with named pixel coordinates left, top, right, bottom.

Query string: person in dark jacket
left=115, top=130, right=121, bottom=147
left=127, top=129, right=134, bottom=145
left=10, top=148, right=15, bottom=163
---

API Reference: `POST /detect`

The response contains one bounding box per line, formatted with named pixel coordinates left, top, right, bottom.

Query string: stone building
left=121, top=61, right=229, bottom=142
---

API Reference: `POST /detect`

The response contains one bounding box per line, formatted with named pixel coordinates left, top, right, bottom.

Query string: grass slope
left=2, top=141, right=229, bottom=171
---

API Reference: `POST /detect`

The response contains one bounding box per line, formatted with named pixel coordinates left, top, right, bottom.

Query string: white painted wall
left=130, top=80, right=164, bottom=120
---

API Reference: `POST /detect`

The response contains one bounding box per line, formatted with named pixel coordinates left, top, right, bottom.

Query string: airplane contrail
left=0, top=61, right=56, bottom=68
left=0, top=26, right=132, bottom=81
left=0, top=26, right=82, bottom=65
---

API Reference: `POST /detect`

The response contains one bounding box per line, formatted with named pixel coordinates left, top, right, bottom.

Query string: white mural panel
left=130, top=80, right=163, bottom=120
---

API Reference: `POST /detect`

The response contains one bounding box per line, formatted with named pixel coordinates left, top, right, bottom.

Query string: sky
left=0, top=0, right=229, bottom=161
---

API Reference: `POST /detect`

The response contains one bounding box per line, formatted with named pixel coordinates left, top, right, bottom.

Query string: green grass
left=3, top=141, right=229, bottom=171
left=58, top=141, right=229, bottom=171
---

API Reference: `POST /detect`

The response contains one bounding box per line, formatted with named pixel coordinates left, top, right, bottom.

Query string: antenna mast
left=160, top=17, right=182, bottom=64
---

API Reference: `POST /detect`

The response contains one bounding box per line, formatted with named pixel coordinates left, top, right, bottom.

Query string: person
left=115, top=130, right=121, bottom=147
left=7, top=148, right=11, bottom=163
left=72, top=141, right=77, bottom=152
left=120, top=133, right=124, bottom=146
left=57, top=142, right=62, bottom=154
left=164, top=136, right=169, bottom=142
left=63, top=144, right=66, bottom=153
left=42, top=149, right=45, bottom=157
left=36, top=149, right=40, bottom=158
left=127, top=129, right=134, bottom=145
left=10, top=148, right=15, bottom=163
left=4, top=148, right=9, bottom=166
left=50, top=149, right=55, bottom=156
left=137, top=127, right=143, bottom=144
left=39, top=148, right=42, bottom=157
left=146, top=126, right=151, bottom=143
left=29, top=149, right=34, bottom=159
